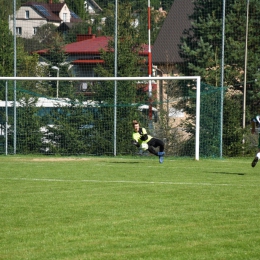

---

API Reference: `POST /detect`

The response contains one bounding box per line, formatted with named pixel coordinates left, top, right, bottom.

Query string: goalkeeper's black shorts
left=147, top=138, right=164, bottom=152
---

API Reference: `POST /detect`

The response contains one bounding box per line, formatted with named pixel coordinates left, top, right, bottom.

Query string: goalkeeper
left=132, top=119, right=165, bottom=163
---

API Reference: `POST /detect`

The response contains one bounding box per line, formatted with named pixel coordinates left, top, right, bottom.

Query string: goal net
left=0, top=76, right=203, bottom=158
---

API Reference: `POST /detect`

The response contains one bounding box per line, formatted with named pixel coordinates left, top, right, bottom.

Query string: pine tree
left=180, top=0, right=260, bottom=92
left=176, top=0, right=260, bottom=156
left=0, top=20, right=14, bottom=100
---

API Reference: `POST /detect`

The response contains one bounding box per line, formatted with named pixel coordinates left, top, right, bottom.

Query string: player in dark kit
left=132, top=120, right=165, bottom=163
left=251, top=115, right=260, bottom=167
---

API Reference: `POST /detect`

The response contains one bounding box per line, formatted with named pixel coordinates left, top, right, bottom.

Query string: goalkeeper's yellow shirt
left=132, top=127, right=152, bottom=145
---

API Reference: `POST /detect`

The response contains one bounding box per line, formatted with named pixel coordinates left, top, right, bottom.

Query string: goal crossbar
left=0, top=76, right=199, bottom=81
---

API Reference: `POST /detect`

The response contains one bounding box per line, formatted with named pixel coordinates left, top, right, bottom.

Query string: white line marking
left=0, top=177, right=254, bottom=186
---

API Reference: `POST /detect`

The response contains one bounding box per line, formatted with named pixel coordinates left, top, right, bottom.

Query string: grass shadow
left=109, top=161, right=141, bottom=164
left=212, top=172, right=245, bottom=176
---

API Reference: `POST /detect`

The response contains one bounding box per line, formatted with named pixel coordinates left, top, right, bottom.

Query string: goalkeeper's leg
left=147, top=146, right=158, bottom=156
left=147, top=138, right=165, bottom=163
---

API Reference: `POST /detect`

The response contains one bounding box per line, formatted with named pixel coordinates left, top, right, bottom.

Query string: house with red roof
left=34, top=0, right=193, bottom=98
left=35, top=27, right=155, bottom=94
left=9, top=0, right=81, bottom=38
left=36, top=27, right=110, bottom=77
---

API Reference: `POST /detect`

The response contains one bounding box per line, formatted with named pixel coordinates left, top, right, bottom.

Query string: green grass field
left=1, top=155, right=260, bottom=260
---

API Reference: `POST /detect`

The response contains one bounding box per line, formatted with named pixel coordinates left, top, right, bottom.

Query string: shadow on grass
left=212, top=172, right=245, bottom=176
left=109, top=161, right=141, bottom=164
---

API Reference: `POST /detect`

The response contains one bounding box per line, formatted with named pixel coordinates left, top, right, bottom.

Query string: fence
left=0, top=0, right=258, bottom=158
left=0, top=76, right=254, bottom=158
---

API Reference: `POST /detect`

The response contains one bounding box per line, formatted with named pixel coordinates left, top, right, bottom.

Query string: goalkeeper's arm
left=132, top=140, right=140, bottom=147
left=140, top=134, right=148, bottom=141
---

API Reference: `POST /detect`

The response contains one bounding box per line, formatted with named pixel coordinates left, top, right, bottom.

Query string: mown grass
left=1, top=155, right=260, bottom=260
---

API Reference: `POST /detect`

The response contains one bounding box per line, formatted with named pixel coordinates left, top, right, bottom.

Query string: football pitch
left=1, top=155, right=260, bottom=260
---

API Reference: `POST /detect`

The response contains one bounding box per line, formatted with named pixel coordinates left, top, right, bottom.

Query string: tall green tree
left=0, top=20, right=13, bottom=77
left=101, top=1, right=166, bottom=44
left=136, top=3, right=166, bottom=44
left=0, top=17, right=50, bottom=99
left=41, top=102, right=97, bottom=155
left=0, top=20, right=14, bottom=100
left=179, top=0, right=260, bottom=91
left=100, top=0, right=172, bottom=12
left=35, top=32, right=74, bottom=98
left=0, top=0, right=21, bottom=20
left=176, top=0, right=260, bottom=156
left=93, top=2, right=148, bottom=155
left=8, top=97, right=44, bottom=154
left=63, top=0, right=87, bottom=20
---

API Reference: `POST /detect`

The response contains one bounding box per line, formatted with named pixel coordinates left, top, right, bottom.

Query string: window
left=33, top=27, right=38, bottom=35
left=25, top=10, right=29, bottom=19
left=16, top=27, right=22, bottom=35
left=63, top=13, right=67, bottom=22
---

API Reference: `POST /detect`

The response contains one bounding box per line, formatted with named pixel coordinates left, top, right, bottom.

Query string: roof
left=138, top=44, right=150, bottom=56
left=36, top=36, right=110, bottom=55
left=152, top=0, right=194, bottom=65
left=22, top=2, right=81, bottom=23
left=36, top=36, right=150, bottom=57
left=72, top=60, right=104, bottom=64
left=22, top=2, right=63, bottom=22
left=64, top=36, right=111, bottom=54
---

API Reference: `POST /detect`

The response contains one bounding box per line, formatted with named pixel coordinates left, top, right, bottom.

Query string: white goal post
left=0, top=76, right=201, bottom=160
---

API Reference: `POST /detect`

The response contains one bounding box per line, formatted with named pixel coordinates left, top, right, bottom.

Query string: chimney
left=88, top=26, right=92, bottom=35
left=76, top=27, right=96, bottom=42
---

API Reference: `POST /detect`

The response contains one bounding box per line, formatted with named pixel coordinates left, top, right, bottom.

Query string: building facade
left=9, top=0, right=81, bottom=38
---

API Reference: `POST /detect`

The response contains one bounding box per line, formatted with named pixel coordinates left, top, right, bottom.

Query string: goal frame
left=0, top=76, right=201, bottom=160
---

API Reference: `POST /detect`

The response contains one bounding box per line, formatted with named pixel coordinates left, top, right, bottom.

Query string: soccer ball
left=141, top=143, right=148, bottom=151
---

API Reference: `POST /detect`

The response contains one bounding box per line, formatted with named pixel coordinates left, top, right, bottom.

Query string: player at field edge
left=132, top=119, right=165, bottom=163
left=251, top=115, right=260, bottom=167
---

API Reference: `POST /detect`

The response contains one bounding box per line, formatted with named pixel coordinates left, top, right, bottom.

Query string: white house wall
left=58, top=4, right=71, bottom=23
left=9, top=7, right=47, bottom=38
